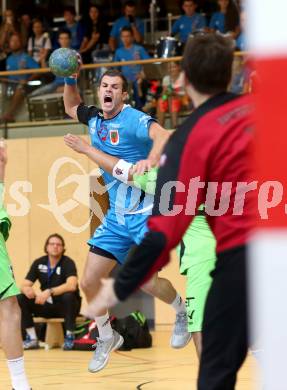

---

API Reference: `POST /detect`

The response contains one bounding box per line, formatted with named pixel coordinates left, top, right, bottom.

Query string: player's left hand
left=132, top=159, right=152, bottom=175
left=64, top=133, right=90, bottom=154
left=84, top=278, right=119, bottom=317
left=35, top=289, right=51, bottom=305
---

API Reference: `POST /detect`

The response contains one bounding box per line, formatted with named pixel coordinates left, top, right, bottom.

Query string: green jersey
left=0, top=183, right=19, bottom=300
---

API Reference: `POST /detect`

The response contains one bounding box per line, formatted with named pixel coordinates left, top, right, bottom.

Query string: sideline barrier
left=0, top=52, right=247, bottom=137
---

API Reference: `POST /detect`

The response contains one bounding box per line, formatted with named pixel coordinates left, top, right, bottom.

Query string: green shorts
left=185, top=259, right=215, bottom=332
left=0, top=232, right=19, bottom=301
left=177, top=210, right=216, bottom=333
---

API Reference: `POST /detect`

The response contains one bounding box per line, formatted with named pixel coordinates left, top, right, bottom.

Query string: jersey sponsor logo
left=109, top=123, right=120, bottom=129
left=98, top=124, right=109, bottom=141
left=38, top=264, right=48, bottom=273
left=110, top=129, right=119, bottom=145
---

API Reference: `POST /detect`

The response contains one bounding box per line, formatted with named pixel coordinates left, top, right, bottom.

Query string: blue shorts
left=88, top=210, right=148, bottom=264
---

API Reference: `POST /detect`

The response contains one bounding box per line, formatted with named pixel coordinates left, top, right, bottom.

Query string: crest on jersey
left=110, top=129, right=119, bottom=145
left=98, top=124, right=108, bottom=141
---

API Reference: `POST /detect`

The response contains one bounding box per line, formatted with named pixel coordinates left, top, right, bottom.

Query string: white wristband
left=112, top=159, right=133, bottom=184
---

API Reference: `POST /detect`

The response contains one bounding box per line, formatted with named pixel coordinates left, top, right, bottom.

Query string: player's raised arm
left=63, top=77, right=82, bottom=121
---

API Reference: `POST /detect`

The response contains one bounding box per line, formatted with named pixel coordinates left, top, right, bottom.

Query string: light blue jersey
left=209, top=12, right=225, bottom=33
left=114, top=44, right=150, bottom=82
left=236, top=33, right=245, bottom=51
left=172, top=14, right=206, bottom=43
left=88, top=104, right=153, bottom=213
left=110, top=16, right=144, bottom=47
left=77, top=103, right=154, bottom=262
left=7, top=52, right=39, bottom=82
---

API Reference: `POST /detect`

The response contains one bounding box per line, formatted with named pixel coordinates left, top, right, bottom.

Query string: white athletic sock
left=7, top=356, right=30, bottom=390
left=171, top=293, right=186, bottom=313
left=26, top=327, right=37, bottom=340
left=95, top=312, right=113, bottom=340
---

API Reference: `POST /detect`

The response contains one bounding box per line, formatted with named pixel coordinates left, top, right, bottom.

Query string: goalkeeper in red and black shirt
left=86, top=34, right=256, bottom=390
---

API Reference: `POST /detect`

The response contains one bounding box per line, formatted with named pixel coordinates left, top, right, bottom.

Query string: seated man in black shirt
left=18, top=234, right=81, bottom=350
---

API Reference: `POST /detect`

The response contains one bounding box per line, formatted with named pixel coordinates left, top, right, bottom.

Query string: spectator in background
left=1, top=33, right=39, bottom=123
left=109, top=0, right=144, bottom=52
left=19, top=13, right=33, bottom=49
left=18, top=234, right=81, bottom=351
left=29, top=29, right=71, bottom=97
left=209, top=0, right=239, bottom=36
left=62, top=6, right=85, bottom=50
left=0, top=9, right=18, bottom=70
left=157, top=61, right=190, bottom=128
left=79, top=5, right=109, bottom=64
left=114, top=26, right=150, bottom=109
left=236, top=9, right=246, bottom=50
left=171, top=0, right=206, bottom=44
left=230, top=9, right=248, bottom=94
left=28, top=19, right=52, bottom=68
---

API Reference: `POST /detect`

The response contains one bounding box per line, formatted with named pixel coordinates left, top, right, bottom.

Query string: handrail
left=0, top=119, right=78, bottom=128
left=0, top=52, right=247, bottom=77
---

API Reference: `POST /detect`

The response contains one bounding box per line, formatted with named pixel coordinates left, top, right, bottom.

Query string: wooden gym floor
left=0, top=331, right=258, bottom=389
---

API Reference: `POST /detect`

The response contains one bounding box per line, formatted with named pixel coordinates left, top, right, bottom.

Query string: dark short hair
left=121, top=26, right=133, bottom=35
left=32, top=18, right=43, bottom=26
left=44, top=233, right=66, bottom=254
left=9, top=33, right=23, bottom=47
left=182, top=0, right=198, bottom=6
left=58, top=29, right=71, bottom=39
left=99, top=69, right=129, bottom=92
left=89, top=4, right=100, bottom=12
left=182, top=33, right=234, bottom=95
left=64, top=6, right=76, bottom=16
left=124, top=1, right=136, bottom=8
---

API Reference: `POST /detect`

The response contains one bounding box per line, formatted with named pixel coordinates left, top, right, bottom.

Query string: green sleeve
left=133, top=167, right=159, bottom=195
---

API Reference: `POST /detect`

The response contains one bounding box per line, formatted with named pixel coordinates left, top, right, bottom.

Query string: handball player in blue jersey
left=63, top=68, right=190, bottom=373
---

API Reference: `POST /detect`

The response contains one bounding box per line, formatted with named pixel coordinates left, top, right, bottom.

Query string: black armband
left=77, top=102, right=101, bottom=126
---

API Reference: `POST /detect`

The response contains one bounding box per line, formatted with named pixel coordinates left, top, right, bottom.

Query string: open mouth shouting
left=104, top=95, right=113, bottom=104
